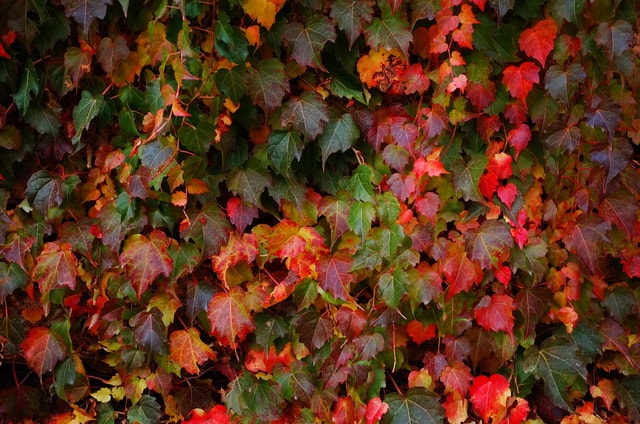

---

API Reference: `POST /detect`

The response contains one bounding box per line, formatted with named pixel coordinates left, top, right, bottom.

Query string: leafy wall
left=0, top=0, right=639, bottom=422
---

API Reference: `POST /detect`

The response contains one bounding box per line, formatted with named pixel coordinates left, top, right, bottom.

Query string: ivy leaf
left=33, top=242, right=78, bottom=310
left=506, top=123, right=531, bottom=159
left=518, top=18, right=557, bottom=65
left=544, top=126, right=581, bottom=153
left=523, top=336, right=587, bottom=411
left=473, top=294, right=515, bottom=340
left=21, top=327, right=67, bottom=377
left=0, top=262, right=28, bottom=302
left=169, top=328, right=216, bottom=375
left=469, top=374, right=511, bottom=423
left=207, top=289, right=255, bottom=348
left=378, top=269, right=408, bottom=309
left=280, top=91, right=330, bottom=142
left=615, top=375, right=640, bottom=423
left=119, top=230, right=173, bottom=299
left=515, top=286, right=551, bottom=343
left=319, top=196, right=350, bottom=244
left=348, top=200, right=376, bottom=240
left=488, top=0, right=515, bottom=20
left=226, top=197, right=259, bottom=234
left=594, top=20, right=633, bottom=61
left=186, top=283, right=214, bottom=324
left=382, top=387, right=445, bottom=424
left=177, top=121, right=214, bottom=156
left=72, top=91, right=105, bottom=144
left=592, top=139, right=632, bottom=192
left=215, top=12, right=249, bottom=64
left=544, top=64, right=586, bottom=104
left=126, top=394, right=162, bottom=424
left=267, top=130, right=304, bottom=174
left=366, top=11, right=413, bottom=59
left=564, top=216, right=610, bottom=274
left=61, top=0, right=112, bottom=34
left=553, top=0, right=585, bottom=23
left=131, top=308, right=168, bottom=355
left=181, top=203, right=231, bottom=257
left=599, top=191, right=637, bottom=236
left=284, top=16, right=336, bottom=71
left=318, top=251, right=356, bottom=301
left=411, top=0, right=440, bottom=24
left=25, top=170, right=63, bottom=216
left=602, top=285, right=636, bottom=324
left=248, top=59, right=290, bottom=116
left=215, top=67, right=249, bottom=103
left=97, top=35, right=129, bottom=74
left=442, top=249, right=483, bottom=299
left=450, top=156, right=487, bottom=202
left=330, top=0, right=374, bottom=48
left=227, top=167, right=273, bottom=207
left=13, top=64, right=39, bottom=116
left=502, top=62, right=539, bottom=104
left=585, top=101, right=622, bottom=140
left=317, top=113, right=360, bottom=169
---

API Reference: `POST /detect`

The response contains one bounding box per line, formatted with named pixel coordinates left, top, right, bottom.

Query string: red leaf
left=0, top=44, right=10, bottom=59
left=442, top=249, right=483, bottom=299
left=502, top=62, right=539, bottom=103
left=487, top=152, right=513, bottom=179
left=474, top=294, right=515, bottom=340
left=444, top=392, right=468, bottom=424
left=226, top=197, right=259, bottom=233
left=469, top=374, right=511, bottom=423
left=507, top=124, right=531, bottom=158
left=414, top=192, right=441, bottom=223
left=318, top=251, right=356, bottom=300
left=364, top=397, right=389, bottom=424
left=498, top=398, right=530, bottom=424
left=169, top=328, right=217, bottom=375
left=466, top=81, right=496, bottom=111
left=184, top=405, right=230, bottom=424
left=497, top=183, right=518, bottom=209
left=396, top=63, right=430, bottom=94
left=440, top=362, right=474, bottom=396
left=33, top=242, right=78, bottom=307
left=21, top=327, right=66, bottom=377
left=211, top=233, right=258, bottom=288
left=518, top=18, right=558, bottom=65
left=119, top=230, right=173, bottom=299
left=417, top=105, right=449, bottom=141
left=479, top=172, right=499, bottom=200
left=407, top=320, right=437, bottom=344
left=207, top=289, right=255, bottom=348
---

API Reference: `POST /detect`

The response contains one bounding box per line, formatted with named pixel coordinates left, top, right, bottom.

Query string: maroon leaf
left=318, top=251, right=356, bottom=300
left=207, top=289, right=255, bottom=348
left=284, top=16, right=336, bottom=71
left=248, top=59, right=290, bottom=116
left=330, top=0, right=374, bottom=48
left=564, top=216, right=611, bottom=274
left=464, top=220, right=513, bottom=270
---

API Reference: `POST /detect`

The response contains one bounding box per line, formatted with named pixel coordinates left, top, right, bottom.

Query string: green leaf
left=60, top=0, right=113, bottom=34
left=267, top=130, right=304, bottom=175
left=317, top=113, right=359, bottom=169
left=12, top=65, right=40, bottom=116
left=126, top=394, right=162, bottom=424
left=347, top=201, right=376, bottom=240
left=488, top=0, right=515, bottom=20
left=348, top=164, right=376, bottom=203
left=227, top=167, right=273, bottom=207
left=177, top=121, right=214, bottom=156
left=181, top=202, right=231, bottom=257
left=378, top=269, right=408, bottom=309
left=0, top=125, right=22, bottom=150
left=464, top=220, right=514, bottom=269
left=215, top=12, right=249, bottom=64
left=329, top=72, right=367, bottom=104
left=615, top=375, right=640, bottom=422
left=284, top=16, right=337, bottom=70
left=64, top=46, right=92, bottom=87
left=450, top=156, right=487, bottom=202
left=553, top=0, right=585, bottom=23
left=329, top=0, right=374, bottom=48
left=602, top=285, right=636, bottom=323
left=139, top=140, right=176, bottom=172
left=382, top=388, right=445, bottom=424
left=34, top=8, right=71, bottom=55
left=25, top=171, right=64, bottom=216
left=365, top=12, right=413, bottom=59
left=0, top=262, right=28, bottom=303
left=522, top=336, right=587, bottom=411
left=72, top=91, right=105, bottom=144
left=544, top=64, right=586, bottom=104
left=280, top=91, right=330, bottom=141
left=215, top=66, right=248, bottom=103
left=248, top=59, right=290, bottom=116
left=275, top=361, right=315, bottom=403
left=512, top=238, right=548, bottom=281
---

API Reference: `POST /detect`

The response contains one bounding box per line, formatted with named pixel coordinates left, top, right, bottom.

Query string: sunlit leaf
left=207, top=289, right=255, bottom=348
left=469, top=374, right=510, bottom=423
left=33, top=242, right=78, bottom=305
left=119, top=230, right=173, bottom=299
left=170, top=328, right=216, bottom=375
left=518, top=18, right=557, bottom=65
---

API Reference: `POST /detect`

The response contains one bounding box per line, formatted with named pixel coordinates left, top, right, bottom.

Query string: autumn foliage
left=0, top=0, right=639, bottom=423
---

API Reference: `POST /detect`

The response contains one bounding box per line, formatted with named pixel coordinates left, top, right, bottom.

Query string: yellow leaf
left=186, top=178, right=209, bottom=195
left=243, top=0, right=286, bottom=30
left=91, top=387, right=112, bottom=403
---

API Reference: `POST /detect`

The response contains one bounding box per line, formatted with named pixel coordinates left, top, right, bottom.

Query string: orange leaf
left=33, top=242, right=78, bottom=312
left=356, top=48, right=404, bottom=90
left=119, top=230, right=173, bottom=299
left=169, top=328, right=216, bottom=375
left=444, top=392, right=468, bottom=424
left=518, top=18, right=558, bottom=65
left=211, top=233, right=258, bottom=288
left=243, top=0, right=285, bottom=29
left=469, top=374, right=511, bottom=423
left=207, top=289, right=255, bottom=348
left=406, top=320, right=437, bottom=344
left=21, top=327, right=66, bottom=377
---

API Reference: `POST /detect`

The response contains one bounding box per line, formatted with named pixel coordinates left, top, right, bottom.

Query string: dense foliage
left=0, top=0, right=639, bottom=422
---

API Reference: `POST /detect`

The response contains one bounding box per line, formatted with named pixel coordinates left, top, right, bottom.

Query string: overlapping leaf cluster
left=0, top=0, right=638, bottom=422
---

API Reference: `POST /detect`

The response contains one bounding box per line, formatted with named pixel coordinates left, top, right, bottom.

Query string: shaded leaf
left=586, top=102, right=622, bottom=140
left=450, top=156, right=487, bottom=202
left=127, top=394, right=162, bottom=424
left=564, top=216, right=610, bottom=274
left=489, top=0, right=515, bottom=20
left=25, top=171, right=63, bottom=216
left=366, top=12, right=413, bottom=59
left=248, top=59, right=290, bottom=116
left=215, top=12, right=249, bottom=64
left=131, top=308, right=168, bottom=355
left=599, top=192, right=637, bottom=236
left=119, top=230, right=173, bottom=299
left=465, top=220, right=513, bottom=269
left=284, top=16, right=336, bottom=70
left=280, top=91, right=330, bottom=141
left=181, top=203, right=231, bottom=257
left=318, top=251, right=356, bottom=300
left=12, top=65, right=39, bottom=115
left=267, top=130, right=304, bottom=174
left=215, top=67, right=248, bottom=103
left=594, top=20, right=634, bottom=61
left=318, top=113, right=359, bottom=169
left=61, top=0, right=112, bottom=34
left=590, top=138, right=632, bottom=189
left=615, top=375, right=640, bottom=423
left=72, top=91, right=105, bottom=144
left=544, top=64, right=586, bottom=103
left=226, top=197, right=259, bottom=234
left=553, top=0, right=585, bottom=23
left=177, top=121, right=214, bottom=156
left=0, top=262, right=28, bottom=302
left=227, top=168, right=273, bottom=207
left=544, top=126, right=581, bottom=153
left=330, top=0, right=374, bottom=48
left=97, top=35, right=129, bottom=74
left=21, top=327, right=66, bottom=377
left=411, top=0, right=440, bottom=24
left=382, top=388, right=445, bottom=424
